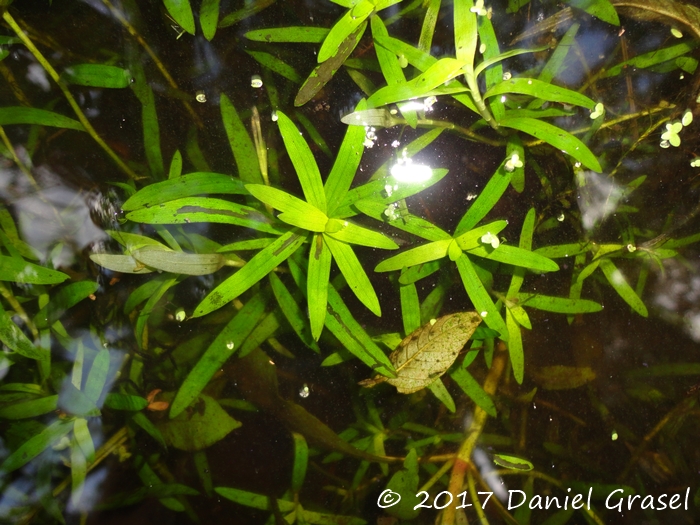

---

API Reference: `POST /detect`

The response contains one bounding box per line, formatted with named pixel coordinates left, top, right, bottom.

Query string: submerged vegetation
left=1, top=0, right=700, bottom=522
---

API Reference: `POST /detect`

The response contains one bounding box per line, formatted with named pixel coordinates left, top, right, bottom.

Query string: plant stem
left=441, top=342, right=507, bottom=525
left=2, top=10, right=140, bottom=180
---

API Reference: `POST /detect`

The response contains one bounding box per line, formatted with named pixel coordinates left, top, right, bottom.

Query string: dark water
left=1, top=0, right=700, bottom=524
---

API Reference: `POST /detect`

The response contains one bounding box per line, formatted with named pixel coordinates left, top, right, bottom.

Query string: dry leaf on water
left=359, top=312, right=482, bottom=393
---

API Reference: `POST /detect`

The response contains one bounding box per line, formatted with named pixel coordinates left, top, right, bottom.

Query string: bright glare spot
left=391, top=151, right=432, bottom=183
left=480, top=43, right=486, bottom=54
left=299, top=384, right=310, bottom=398
left=250, top=75, right=263, bottom=88
left=500, top=95, right=506, bottom=103
left=470, top=0, right=488, bottom=16
left=466, top=192, right=477, bottom=201
left=391, top=140, right=400, bottom=148
left=480, top=311, right=488, bottom=317
left=226, top=341, right=235, bottom=350
left=384, top=184, right=393, bottom=197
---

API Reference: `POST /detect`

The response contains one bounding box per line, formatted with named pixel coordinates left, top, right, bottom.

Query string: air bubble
left=226, top=341, right=235, bottom=350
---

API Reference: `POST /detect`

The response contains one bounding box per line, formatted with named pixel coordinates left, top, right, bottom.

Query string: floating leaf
left=0, top=256, right=69, bottom=284
left=360, top=312, right=482, bottom=393
left=493, top=453, right=534, bottom=471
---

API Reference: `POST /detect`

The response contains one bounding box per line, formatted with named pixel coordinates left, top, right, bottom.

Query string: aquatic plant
left=1, top=0, right=700, bottom=523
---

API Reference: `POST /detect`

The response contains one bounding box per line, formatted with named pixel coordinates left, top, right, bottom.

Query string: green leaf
left=0, top=395, right=58, bottom=419
left=566, top=0, right=619, bottom=25
left=325, top=219, right=398, bottom=249
left=318, top=0, right=373, bottom=63
left=104, top=393, right=148, bottom=411
left=163, top=0, right=195, bottom=35
left=485, top=78, right=595, bottom=109
left=62, top=64, right=131, bottom=88
left=89, top=254, right=153, bottom=274
left=427, top=378, right=455, bottom=413
left=245, top=50, right=303, bottom=83
left=159, top=394, right=241, bottom=451
left=506, top=308, right=524, bottom=383
left=367, top=57, right=467, bottom=107
left=35, top=281, right=99, bottom=329
left=324, top=236, right=380, bottom=316
left=0, top=255, right=69, bottom=284
left=598, top=258, right=648, bottom=317
left=246, top=184, right=328, bottom=231
left=132, top=82, right=164, bottom=179
left=454, top=164, right=512, bottom=236
left=0, top=302, right=46, bottom=360
left=200, top=0, right=220, bottom=40
left=122, top=173, right=247, bottom=210
left=269, top=272, right=319, bottom=352
left=125, top=197, right=280, bottom=234
left=215, top=487, right=295, bottom=512
left=0, top=107, right=84, bottom=131
left=325, top=284, right=396, bottom=377
left=325, top=99, right=367, bottom=215
left=360, top=312, right=482, bottom=393
left=220, top=94, right=263, bottom=184
left=291, top=432, right=308, bottom=492
left=1, top=419, right=73, bottom=473
left=276, top=111, right=326, bottom=212
left=131, top=248, right=225, bottom=275
left=493, top=453, right=534, bottom=471
left=168, top=150, right=183, bottom=179
left=383, top=449, right=420, bottom=520
left=171, top=294, right=266, bottom=417
left=455, top=255, right=508, bottom=339
left=454, top=220, right=508, bottom=250
left=375, top=239, right=452, bottom=272
left=516, top=293, right=602, bottom=313
left=454, top=0, right=477, bottom=69
left=450, top=366, right=496, bottom=416
left=371, top=16, right=407, bottom=87
left=373, top=33, right=437, bottom=72
left=602, top=42, right=697, bottom=79
left=84, top=349, right=110, bottom=403
left=73, top=417, right=95, bottom=464
left=295, top=23, right=366, bottom=106
left=308, top=234, right=332, bottom=341
left=400, top=281, right=421, bottom=336
left=466, top=244, right=559, bottom=272
left=355, top=200, right=451, bottom=242
left=245, top=27, right=329, bottom=43
left=193, top=231, right=305, bottom=318
left=499, top=116, right=602, bottom=172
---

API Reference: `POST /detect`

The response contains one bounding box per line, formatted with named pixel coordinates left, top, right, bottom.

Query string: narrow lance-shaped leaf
left=276, top=112, right=326, bottom=212
left=246, top=184, right=328, bottom=231
left=308, top=234, right=332, bottom=341
left=0, top=302, right=46, bottom=360
left=220, top=94, right=263, bottom=184
left=455, top=255, right=508, bottom=339
left=0, top=255, right=69, bottom=284
left=499, top=116, right=602, bottom=172
left=375, top=239, right=452, bottom=272
left=171, top=294, right=266, bottom=418
left=454, top=163, right=512, bottom=236
left=295, top=23, right=366, bottom=106
left=163, top=0, right=195, bottom=35
left=317, top=0, right=373, bottom=63
left=484, top=78, right=595, bottom=109
left=450, top=366, right=496, bottom=416
left=506, top=308, right=524, bottom=384
left=200, top=0, right=220, bottom=41
left=1, top=419, right=73, bottom=473
left=325, top=219, right=398, bottom=249
left=598, top=258, right=648, bottom=317
left=244, top=27, right=329, bottom=43
left=0, top=107, right=84, bottom=131
left=359, top=312, right=482, bottom=393
left=193, top=230, right=305, bottom=318
left=62, top=64, right=131, bottom=88
left=269, top=272, right=319, bottom=352
left=324, top=235, right=380, bottom=316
